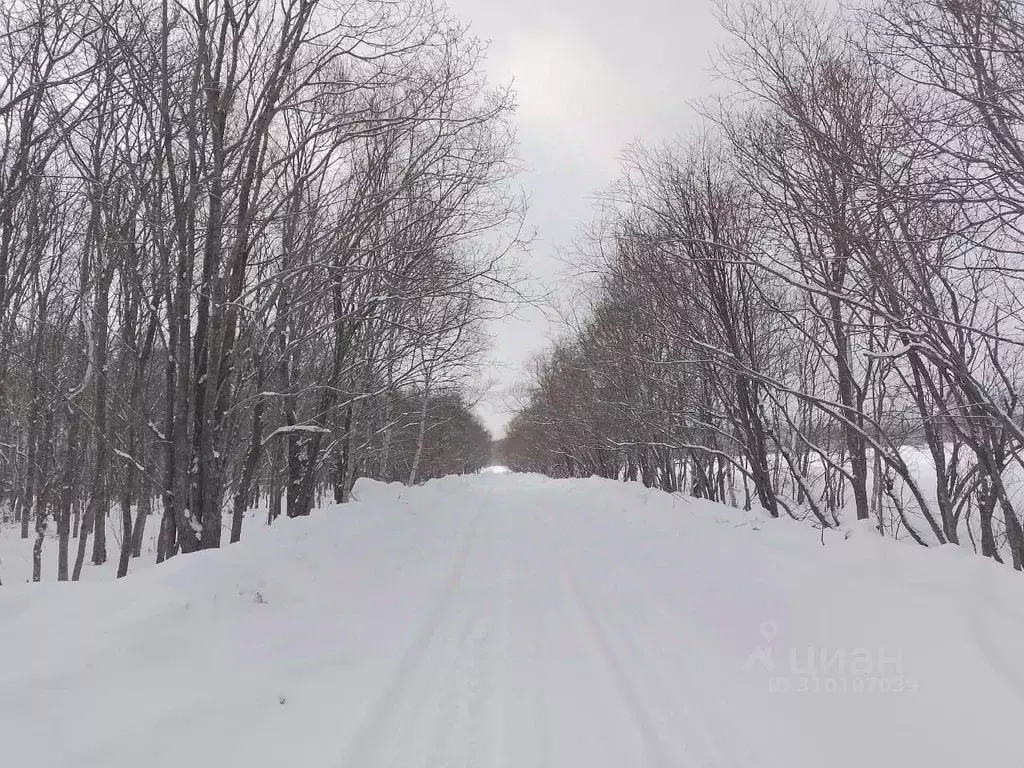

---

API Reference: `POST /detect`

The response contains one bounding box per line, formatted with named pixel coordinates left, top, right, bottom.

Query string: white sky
left=448, top=0, right=724, bottom=436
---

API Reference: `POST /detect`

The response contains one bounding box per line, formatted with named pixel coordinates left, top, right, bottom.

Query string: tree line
left=0, top=0, right=516, bottom=582
left=502, top=0, right=1024, bottom=565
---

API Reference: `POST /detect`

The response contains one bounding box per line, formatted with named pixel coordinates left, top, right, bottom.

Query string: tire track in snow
left=335, top=492, right=489, bottom=767
left=416, top=598, right=498, bottom=766
left=552, top=542, right=674, bottom=767
left=586, top=578, right=736, bottom=767
left=555, top=507, right=770, bottom=767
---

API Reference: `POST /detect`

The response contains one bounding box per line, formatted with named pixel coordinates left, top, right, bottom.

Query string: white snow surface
left=3, top=472, right=1024, bottom=767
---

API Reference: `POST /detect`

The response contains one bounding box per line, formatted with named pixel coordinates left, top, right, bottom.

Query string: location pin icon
left=760, top=621, right=777, bottom=643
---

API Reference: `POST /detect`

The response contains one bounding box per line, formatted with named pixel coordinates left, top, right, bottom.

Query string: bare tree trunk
left=90, top=270, right=112, bottom=567
left=334, top=401, right=354, bottom=503
left=116, top=478, right=133, bottom=578
left=72, top=502, right=93, bottom=581
left=32, top=501, right=46, bottom=583
left=131, top=479, right=150, bottom=558
left=408, top=378, right=431, bottom=486
left=19, top=301, right=47, bottom=540
left=977, top=474, right=1001, bottom=561
left=231, top=394, right=265, bottom=543
left=268, top=441, right=283, bottom=524
left=55, top=407, right=82, bottom=582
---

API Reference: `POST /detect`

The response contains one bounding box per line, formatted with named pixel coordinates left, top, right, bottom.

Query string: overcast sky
left=446, top=0, right=724, bottom=436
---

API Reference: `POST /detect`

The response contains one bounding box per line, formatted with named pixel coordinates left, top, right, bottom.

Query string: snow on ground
left=2, top=472, right=1023, bottom=767
left=480, top=464, right=510, bottom=473
left=772, top=444, right=1024, bottom=546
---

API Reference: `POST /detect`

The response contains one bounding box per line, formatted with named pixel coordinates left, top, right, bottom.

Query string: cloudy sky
left=446, top=0, right=725, bottom=436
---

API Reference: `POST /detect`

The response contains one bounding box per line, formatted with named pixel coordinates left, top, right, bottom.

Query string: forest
left=502, top=0, right=1024, bottom=565
left=0, top=0, right=514, bottom=581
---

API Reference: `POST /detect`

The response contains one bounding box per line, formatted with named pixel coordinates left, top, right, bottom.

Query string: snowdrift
left=2, top=472, right=1023, bottom=767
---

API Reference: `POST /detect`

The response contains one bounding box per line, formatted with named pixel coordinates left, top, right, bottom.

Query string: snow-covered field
left=3, top=472, right=1023, bottom=766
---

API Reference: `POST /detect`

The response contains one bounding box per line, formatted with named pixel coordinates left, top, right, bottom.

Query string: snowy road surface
left=4, top=472, right=1024, bottom=766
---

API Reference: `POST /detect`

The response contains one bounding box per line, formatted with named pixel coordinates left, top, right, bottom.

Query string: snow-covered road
left=3, top=472, right=1024, bottom=766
